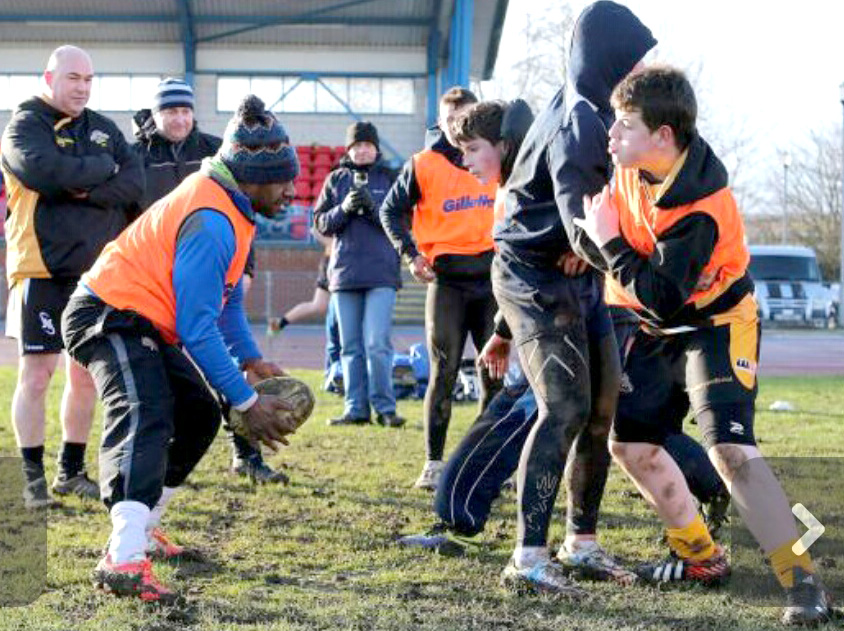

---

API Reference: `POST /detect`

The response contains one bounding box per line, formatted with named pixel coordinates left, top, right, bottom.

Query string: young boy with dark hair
left=396, top=99, right=636, bottom=587
left=403, top=97, right=726, bottom=576
left=576, top=65, right=831, bottom=625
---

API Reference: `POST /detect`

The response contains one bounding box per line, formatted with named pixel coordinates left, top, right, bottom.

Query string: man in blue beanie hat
left=62, top=95, right=299, bottom=603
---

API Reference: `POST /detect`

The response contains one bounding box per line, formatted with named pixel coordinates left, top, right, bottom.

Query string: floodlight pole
left=782, top=152, right=792, bottom=245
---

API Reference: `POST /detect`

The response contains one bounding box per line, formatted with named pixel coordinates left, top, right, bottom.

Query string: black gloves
left=341, top=186, right=375, bottom=216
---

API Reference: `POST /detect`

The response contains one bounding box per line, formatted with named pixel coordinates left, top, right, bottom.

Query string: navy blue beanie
left=153, top=77, right=194, bottom=113
left=219, top=95, right=299, bottom=184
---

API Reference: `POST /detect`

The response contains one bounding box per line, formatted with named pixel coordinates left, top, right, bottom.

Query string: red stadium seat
left=312, top=166, right=330, bottom=181
left=311, top=180, right=326, bottom=198
left=313, top=153, right=332, bottom=168
left=294, top=180, right=311, bottom=199
left=314, top=145, right=332, bottom=155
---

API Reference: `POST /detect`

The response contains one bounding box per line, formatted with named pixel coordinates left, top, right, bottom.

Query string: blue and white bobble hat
left=153, top=77, right=194, bottom=113
left=219, top=94, right=300, bottom=185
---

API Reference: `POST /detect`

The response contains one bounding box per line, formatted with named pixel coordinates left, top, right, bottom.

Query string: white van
left=748, top=245, right=837, bottom=328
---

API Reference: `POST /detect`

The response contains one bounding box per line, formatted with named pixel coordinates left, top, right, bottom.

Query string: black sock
left=278, top=316, right=290, bottom=330
left=58, top=441, right=87, bottom=479
left=230, top=432, right=261, bottom=462
left=21, top=446, right=45, bottom=483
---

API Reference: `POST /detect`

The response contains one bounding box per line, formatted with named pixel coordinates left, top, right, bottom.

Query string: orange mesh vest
left=604, top=166, right=750, bottom=314
left=412, top=150, right=496, bottom=261
left=84, top=173, right=255, bottom=344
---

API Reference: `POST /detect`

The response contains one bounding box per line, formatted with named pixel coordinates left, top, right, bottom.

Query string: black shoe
left=52, top=470, right=100, bottom=500
left=782, top=568, right=832, bottom=626
left=326, top=415, right=371, bottom=427
left=23, top=476, right=60, bottom=510
left=232, top=454, right=289, bottom=484
left=376, top=413, right=406, bottom=428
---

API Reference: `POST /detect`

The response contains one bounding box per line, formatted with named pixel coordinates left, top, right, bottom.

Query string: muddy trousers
left=62, top=292, right=221, bottom=510
left=492, top=254, right=618, bottom=547
left=423, top=280, right=500, bottom=461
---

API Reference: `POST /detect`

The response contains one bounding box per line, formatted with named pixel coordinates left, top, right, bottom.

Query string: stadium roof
left=0, top=0, right=508, bottom=81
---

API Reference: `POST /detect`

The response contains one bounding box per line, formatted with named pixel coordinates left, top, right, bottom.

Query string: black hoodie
left=494, top=1, right=656, bottom=268
left=132, top=108, right=221, bottom=212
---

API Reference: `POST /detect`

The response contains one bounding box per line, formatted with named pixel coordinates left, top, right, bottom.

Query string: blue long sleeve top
left=173, top=208, right=261, bottom=410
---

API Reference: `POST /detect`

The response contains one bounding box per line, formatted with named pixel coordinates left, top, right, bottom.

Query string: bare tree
left=478, top=3, right=574, bottom=111
left=482, top=4, right=768, bottom=219
left=765, top=125, right=843, bottom=279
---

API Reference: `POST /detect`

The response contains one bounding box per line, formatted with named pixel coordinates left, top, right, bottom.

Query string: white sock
left=109, top=501, right=151, bottom=563
left=146, top=486, right=178, bottom=535
left=513, top=545, right=550, bottom=569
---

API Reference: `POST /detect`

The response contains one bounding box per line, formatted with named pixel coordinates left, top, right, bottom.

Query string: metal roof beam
left=175, top=0, right=196, bottom=86
left=202, top=69, right=425, bottom=79
left=0, top=13, right=428, bottom=27
left=483, top=0, right=508, bottom=80
left=196, top=0, right=384, bottom=44
left=427, top=0, right=444, bottom=124
left=194, top=15, right=429, bottom=26
left=453, top=0, right=472, bottom=88
left=0, top=13, right=177, bottom=23
left=426, top=27, right=440, bottom=127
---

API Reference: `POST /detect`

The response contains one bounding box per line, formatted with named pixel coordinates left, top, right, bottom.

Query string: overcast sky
left=495, top=0, right=844, bottom=158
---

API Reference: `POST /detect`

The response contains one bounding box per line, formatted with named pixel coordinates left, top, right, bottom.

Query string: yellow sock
left=769, top=539, right=815, bottom=588
left=665, top=514, right=717, bottom=562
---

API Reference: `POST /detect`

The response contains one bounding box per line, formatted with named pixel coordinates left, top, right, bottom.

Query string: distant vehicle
left=748, top=245, right=837, bottom=328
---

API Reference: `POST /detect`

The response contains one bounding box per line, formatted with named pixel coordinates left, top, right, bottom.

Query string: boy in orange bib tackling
left=576, top=66, right=831, bottom=625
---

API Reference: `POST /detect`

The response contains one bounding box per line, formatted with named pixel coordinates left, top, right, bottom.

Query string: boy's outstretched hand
left=574, top=185, right=620, bottom=248
left=478, top=333, right=510, bottom=381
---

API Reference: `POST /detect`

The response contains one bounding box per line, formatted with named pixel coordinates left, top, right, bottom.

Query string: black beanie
left=345, top=121, right=379, bottom=150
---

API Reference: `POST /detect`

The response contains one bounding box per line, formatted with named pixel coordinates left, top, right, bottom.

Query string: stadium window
left=349, top=78, right=380, bottom=114
left=2, top=75, right=41, bottom=111
left=316, top=78, right=348, bottom=113
left=283, top=77, right=316, bottom=113
left=214, top=75, right=414, bottom=115
left=381, top=79, right=415, bottom=115
left=0, top=75, right=9, bottom=110
left=251, top=77, right=284, bottom=112
left=130, top=76, right=162, bottom=112
left=0, top=73, right=172, bottom=112
left=217, top=77, right=251, bottom=112
left=98, top=76, right=131, bottom=111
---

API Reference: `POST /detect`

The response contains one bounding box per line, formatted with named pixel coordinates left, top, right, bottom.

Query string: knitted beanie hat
left=345, top=120, right=379, bottom=150
left=153, top=77, right=194, bottom=112
left=219, top=95, right=299, bottom=184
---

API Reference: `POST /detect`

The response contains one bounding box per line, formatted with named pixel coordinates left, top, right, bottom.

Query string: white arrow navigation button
left=792, top=503, right=825, bottom=555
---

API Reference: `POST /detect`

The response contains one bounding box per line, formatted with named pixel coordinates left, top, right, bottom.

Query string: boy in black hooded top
left=479, top=1, right=657, bottom=594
